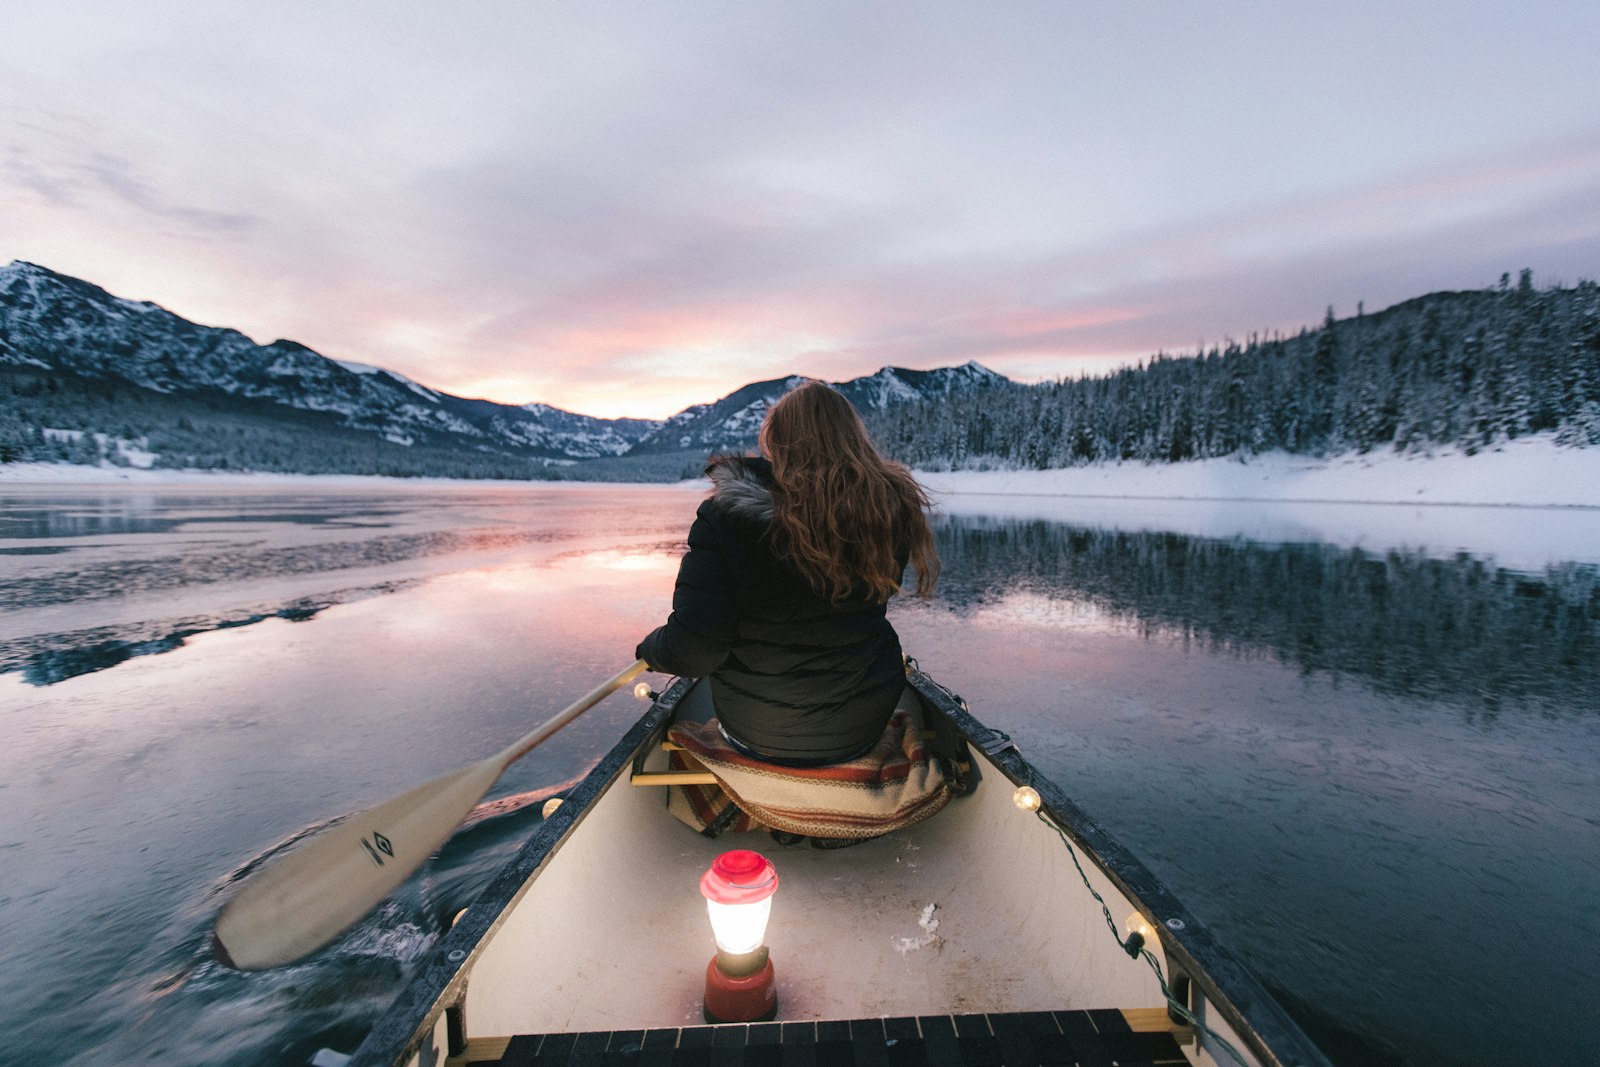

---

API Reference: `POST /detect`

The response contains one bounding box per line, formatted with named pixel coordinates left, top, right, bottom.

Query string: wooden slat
left=630, top=770, right=719, bottom=786
left=1123, top=1006, right=1196, bottom=1044
left=445, top=1034, right=509, bottom=1067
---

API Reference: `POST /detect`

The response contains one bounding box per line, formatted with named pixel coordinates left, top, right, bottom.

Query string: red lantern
left=699, top=850, right=778, bottom=1023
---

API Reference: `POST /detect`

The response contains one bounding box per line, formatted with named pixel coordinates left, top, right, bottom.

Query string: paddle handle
left=495, top=660, right=649, bottom=769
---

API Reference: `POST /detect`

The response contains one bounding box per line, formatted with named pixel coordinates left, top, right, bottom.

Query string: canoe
left=345, top=664, right=1332, bottom=1067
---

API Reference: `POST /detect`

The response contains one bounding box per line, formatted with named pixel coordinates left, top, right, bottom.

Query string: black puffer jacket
left=635, top=456, right=907, bottom=762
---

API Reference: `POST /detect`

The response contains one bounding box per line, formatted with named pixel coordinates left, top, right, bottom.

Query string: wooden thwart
left=630, top=770, right=718, bottom=786
left=1124, top=1006, right=1197, bottom=1044
left=447, top=1035, right=509, bottom=1066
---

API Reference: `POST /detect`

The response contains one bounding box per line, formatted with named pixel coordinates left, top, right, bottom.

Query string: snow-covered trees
left=867, top=277, right=1600, bottom=469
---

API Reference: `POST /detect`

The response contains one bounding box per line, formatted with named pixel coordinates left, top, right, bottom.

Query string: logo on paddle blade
left=361, top=831, right=396, bottom=867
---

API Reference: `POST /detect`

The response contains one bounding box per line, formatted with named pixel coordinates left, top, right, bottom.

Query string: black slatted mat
left=460, top=1010, right=1186, bottom=1067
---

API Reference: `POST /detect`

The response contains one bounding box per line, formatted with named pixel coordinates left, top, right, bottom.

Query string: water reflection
left=0, top=534, right=687, bottom=1067
left=0, top=484, right=690, bottom=686
left=4, top=485, right=1594, bottom=1067
left=931, top=514, right=1600, bottom=716
left=899, top=514, right=1600, bottom=1067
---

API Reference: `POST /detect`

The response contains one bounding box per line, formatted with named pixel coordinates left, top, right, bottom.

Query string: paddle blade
left=213, top=756, right=505, bottom=971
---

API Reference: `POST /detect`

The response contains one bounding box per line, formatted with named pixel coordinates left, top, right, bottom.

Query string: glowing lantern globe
left=699, top=850, right=779, bottom=1023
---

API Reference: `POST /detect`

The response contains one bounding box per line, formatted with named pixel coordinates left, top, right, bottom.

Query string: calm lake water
left=1, top=481, right=1597, bottom=1067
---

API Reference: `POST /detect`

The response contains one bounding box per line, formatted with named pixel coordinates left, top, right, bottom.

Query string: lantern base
left=703, top=954, right=777, bottom=1024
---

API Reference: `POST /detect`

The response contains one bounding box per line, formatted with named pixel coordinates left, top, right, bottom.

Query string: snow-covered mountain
left=0, top=261, right=658, bottom=460
left=628, top=362, right=1010, bottom=454
left=0, top=260, right=1010, bottom=473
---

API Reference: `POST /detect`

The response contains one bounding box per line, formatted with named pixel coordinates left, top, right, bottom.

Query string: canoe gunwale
left=904, top=666, right=1333, bottom=1067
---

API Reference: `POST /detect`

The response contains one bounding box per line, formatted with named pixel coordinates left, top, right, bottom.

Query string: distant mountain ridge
left=0, top=261, right=657, bottom=460
left=7, top=260, right=1594, bottom=481
left=0, top=260, right=1010, bottom=474
left=629, top=362, right=1007, bottom=454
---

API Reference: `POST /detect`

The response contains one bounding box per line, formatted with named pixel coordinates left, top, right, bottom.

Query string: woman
left=636, top=380, right=939, bottom=765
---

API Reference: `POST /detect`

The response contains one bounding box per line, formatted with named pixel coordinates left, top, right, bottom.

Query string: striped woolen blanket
left=664, top=708, right=953, bottom=839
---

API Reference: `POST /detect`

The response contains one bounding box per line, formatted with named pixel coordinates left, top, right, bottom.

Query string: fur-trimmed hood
left=707, top=455, right=775, bottom=524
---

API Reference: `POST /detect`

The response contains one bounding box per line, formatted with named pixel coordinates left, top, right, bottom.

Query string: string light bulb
left=1012, top=785, right=1042, bottom=812
left=633, top=681, right=655, bottom=701
left=1123, top=912, right=1154, bottom=958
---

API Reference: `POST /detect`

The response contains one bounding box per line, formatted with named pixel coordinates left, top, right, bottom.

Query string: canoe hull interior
left=353, top=669, right=1329, bottom=1067
left=466, top=707, right=1159, bottom=1035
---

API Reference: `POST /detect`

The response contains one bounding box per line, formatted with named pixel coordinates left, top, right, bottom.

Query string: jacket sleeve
left=635, top=503, right=738, bottom=677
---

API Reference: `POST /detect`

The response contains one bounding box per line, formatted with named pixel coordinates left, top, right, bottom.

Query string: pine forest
left=866, top=273, right=1600, bottom=472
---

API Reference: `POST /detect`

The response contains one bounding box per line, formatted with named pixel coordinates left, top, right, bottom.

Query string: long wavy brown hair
left=758, top=380, right=939, bottom=603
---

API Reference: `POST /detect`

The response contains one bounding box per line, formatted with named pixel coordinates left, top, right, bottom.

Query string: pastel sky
left=3, top=3, right=1598, bottom=419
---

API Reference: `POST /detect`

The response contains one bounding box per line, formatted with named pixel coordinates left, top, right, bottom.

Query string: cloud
left=3, top=6, right=1598, bottom=418
left=1, top=112, right=259, bottom=237
left=76, top=153, right=257, bottom=233
left=290, top=128, right=1600, bottom=417
left=776, top=134, right=1600, bottom=377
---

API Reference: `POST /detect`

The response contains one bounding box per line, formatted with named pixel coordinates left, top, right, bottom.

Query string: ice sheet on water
left=0, top=527, right=557, bottom=610
left=0, top=579, right=420, bottom=685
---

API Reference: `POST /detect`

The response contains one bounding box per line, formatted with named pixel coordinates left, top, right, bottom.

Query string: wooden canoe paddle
left=212, top=659, right=649, bottom=971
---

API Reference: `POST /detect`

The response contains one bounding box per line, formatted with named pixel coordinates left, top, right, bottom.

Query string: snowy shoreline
left=5, top=436, right=1599, bottom=570
left=915, top=435, right=1600, bottom=510
left=5, top=433, right=1596, bottom=505
left=913, top=437, right=1600, bottom=571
